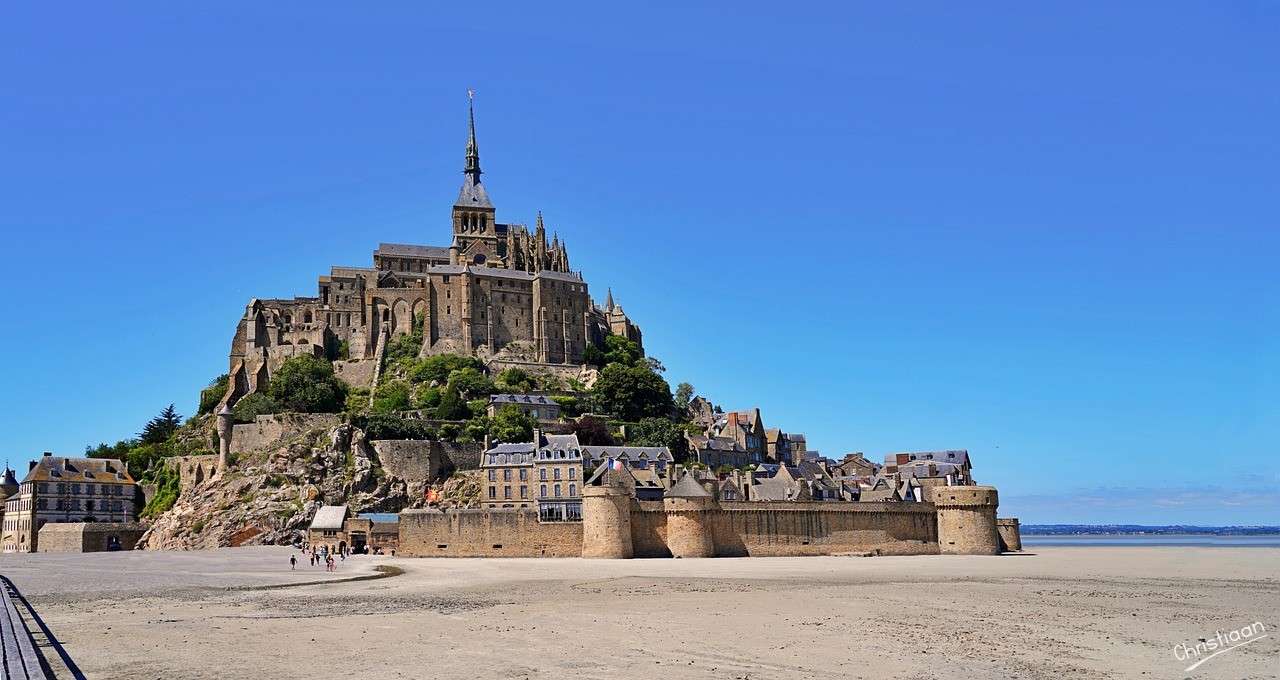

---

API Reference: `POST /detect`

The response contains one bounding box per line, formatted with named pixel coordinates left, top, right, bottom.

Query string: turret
left=932, top=485, right=1001, bottom=555
left=581, top=464, right=634, bottom=559
left=215, top=404, right=234, bottom=472
left=663, top=473, right=716, bottom=558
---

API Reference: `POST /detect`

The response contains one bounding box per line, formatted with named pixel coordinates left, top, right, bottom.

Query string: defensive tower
left=932, top=485, right=1001, bottom=555
left=663, top=473, right=716, bottom=558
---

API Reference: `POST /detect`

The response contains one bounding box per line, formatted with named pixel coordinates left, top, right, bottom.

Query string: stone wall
left=37, top=522, right=147, bottom=553
left=398, top=508, right=582, bottom=557
left=437, top=441, right=483, bottom=472
left=333, top=359, right=376, bottom=389
left=165, top=455, right=219, bottom=492
left=230, top=413, right=343, bottom=455
left=371, top=440, right=440, bottom=481
left=709, top=502, right=938, bottom=557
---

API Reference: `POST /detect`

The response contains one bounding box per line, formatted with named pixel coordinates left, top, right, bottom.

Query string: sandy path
left=7, top=547, right=1278, bottom=679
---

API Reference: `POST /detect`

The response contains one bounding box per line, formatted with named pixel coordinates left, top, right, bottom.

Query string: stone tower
left=581, top=468, right=634, bottom=559
left=663, top=473, right=716, bottom=558
left=451, top=91, right=499, bottom=267
left=932, top=485, right=1001, bottom=555
left=996, top=517, right=1022, bottom=552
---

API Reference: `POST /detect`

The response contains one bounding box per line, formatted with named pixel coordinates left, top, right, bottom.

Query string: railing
left=0, top=577, right=47, bottom=679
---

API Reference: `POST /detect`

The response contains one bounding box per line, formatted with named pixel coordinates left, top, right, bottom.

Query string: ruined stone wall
left=398, top=508, right=582, bottom=557
left=229, top=413, right=343, bottom=455
left=164, top=455, right=219, bottom=492
left=37, top=522, right=146, bottom=553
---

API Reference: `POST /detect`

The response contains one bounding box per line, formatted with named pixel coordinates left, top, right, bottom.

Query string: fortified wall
left=399, top=483, right=1009, bottom=559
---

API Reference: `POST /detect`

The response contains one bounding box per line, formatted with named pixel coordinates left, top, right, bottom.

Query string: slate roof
left=667, top=473, right=711, bottom=498
left=310, top=505, right=349, bottom=531
left=456, top=174, right=492, bottom=208
left=376, top=243, right=451, bottom=259
left=21, top=456, right=134, bottom=485
left=884, top=450, right=971, bottom=467
left=485, top=442, right=536, bottom=454
left=581, top=446, right=673, bottom=463
left=490, top=394, right=557, bottom=406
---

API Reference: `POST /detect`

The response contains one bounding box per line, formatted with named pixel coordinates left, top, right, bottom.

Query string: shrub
left=266, top=355, right=346, bottom=413
left=411, top=384, right=442, bottom=410
left=198, top=375, right=230, bottom=415
left=447, top=367, right=494, bottom=399
left=550, top=395, right=579, bottom=418
left=494, top=367, right=535, bottom=393
left=435, top=387, right=470, bottom=421
left=355, top=414, right=437, bottom=440
left=371, top=379, right=412, bottom=414
left=141, top=464, right=180, bottom=518
left=404, top=354, right=485, bottom=385
left=232, top=392, right=279, bottom=424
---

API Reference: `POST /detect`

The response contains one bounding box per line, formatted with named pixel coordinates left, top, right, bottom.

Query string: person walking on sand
left=290, top=554, right=297, bottom=570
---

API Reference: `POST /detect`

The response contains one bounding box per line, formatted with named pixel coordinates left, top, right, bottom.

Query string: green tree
left=232, top=392, right=279, bottom=423
left=571, top=415, right=617, bottom=446
left=371, top=379, right=412, bottom=413
left=435, top=386, right=470, bottom=420
left=590, top=363, right=673, bottom=422
left=198, top=375, right=230, bottom=415
left=489, top=405, right=535, bottom=443
left=411, top=384, right=442, bottom=410
left=140, top=404, right=182, bottom=445
left=494, top=367, right=536, bottom=393
left=266, top=355, right=346, bottom=413
left=628, top=417, right=689, bottom=459
left=447, top=367, right=494, bottom=399
left=602, top=335, right=642, bottom=366
left=405, top=354, right=485, bottom=385
left=674, top=382, right=695, bottom=412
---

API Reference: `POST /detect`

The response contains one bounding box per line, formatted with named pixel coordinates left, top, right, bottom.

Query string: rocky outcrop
left=140, top=423, right=478, bottom=550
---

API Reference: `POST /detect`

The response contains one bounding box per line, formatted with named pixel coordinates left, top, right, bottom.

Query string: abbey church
left=223, top=98, right=643, bottom=399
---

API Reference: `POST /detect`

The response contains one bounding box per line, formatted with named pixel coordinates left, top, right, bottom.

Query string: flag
left=611, top=458, right=624, bottom=471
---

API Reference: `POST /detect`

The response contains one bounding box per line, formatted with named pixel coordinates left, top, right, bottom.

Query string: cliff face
left=140, top=423, right=478, bottom=550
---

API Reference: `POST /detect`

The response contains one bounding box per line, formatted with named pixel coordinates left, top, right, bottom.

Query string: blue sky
left=1, top=3, right=1276, bottom=524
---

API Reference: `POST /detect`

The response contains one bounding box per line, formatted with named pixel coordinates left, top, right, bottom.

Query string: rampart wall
left=398, top=508, right=583, bottom=557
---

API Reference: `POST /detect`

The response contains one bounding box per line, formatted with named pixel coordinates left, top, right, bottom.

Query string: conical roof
left=667, top=472, right=711, bottom=498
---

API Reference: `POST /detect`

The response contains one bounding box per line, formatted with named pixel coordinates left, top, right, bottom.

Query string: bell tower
left=452, top=90, right=499, bottom=267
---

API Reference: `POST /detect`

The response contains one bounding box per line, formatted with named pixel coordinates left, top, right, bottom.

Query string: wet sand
left=3, top=546, right=1277, bottom=679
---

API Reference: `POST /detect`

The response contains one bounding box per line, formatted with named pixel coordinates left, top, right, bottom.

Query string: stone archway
left=393, top=299, right=412, bottom=336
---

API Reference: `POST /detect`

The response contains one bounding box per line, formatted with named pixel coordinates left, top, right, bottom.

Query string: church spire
left=606, top=287, right=615, bottom=311
left=455, top=89, right=492, bottom=208
left=465, top=88, right=481, bottom=179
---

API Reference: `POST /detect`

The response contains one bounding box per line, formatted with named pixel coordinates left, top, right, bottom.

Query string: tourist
left=290, top=554, right=296, bottom=570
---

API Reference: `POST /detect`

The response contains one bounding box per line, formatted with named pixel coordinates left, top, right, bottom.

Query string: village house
left=487, top=394, right=561, bottom=422
left=2, top=454, right=138, bottom=553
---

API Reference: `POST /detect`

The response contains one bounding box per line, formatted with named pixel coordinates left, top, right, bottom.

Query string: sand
left=3, top=546, right=1277, bottom=679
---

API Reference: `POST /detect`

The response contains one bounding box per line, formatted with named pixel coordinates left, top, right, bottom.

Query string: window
left=503, top=486, right=511, bottom=499
left=540, top=484, right=547, bottom=498
left=539, top=469, right=547, bottom=481
left=569, top=468, right=576, bottom=480
left=520, top=486, right=528, bottom=499
left=554, top=468, right=561, bottom=480
left=503, top=469, right=511, bottom=482
left=569, top=484, right=576, bottom=497
left=554, top=484, right=562, bottom=498
left=488, top=469, right=496, bottom=482
left=518, top=468, right=527, bottom=481
left=488, top=486, right=496, bottom=499
left=71, top=483, right=80, bottom=494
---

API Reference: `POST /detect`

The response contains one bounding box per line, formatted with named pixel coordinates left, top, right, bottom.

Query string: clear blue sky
left=2, top=3, right=1276, bottom=525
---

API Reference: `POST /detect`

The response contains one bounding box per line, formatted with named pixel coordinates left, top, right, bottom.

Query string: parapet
left=929, top=485, right=999, bottom=508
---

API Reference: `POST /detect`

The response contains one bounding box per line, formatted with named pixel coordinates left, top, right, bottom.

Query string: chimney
left=29, top=461, right=36, bottom=471
left=43, top=451, right=52, bottom=457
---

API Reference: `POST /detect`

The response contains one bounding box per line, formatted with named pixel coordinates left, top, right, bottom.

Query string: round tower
left=933, top=485, right=1001, bottom=555
left=996, top=517, right=1022, bottom=552
left=215, top=404, right=234, bottom=473
left=581, top=483, right=633, bottom=559
left=664, top=473, right=716, bottom=558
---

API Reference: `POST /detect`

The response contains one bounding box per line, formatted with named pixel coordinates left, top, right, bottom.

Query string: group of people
left=289, top=543, right=347, bottom=572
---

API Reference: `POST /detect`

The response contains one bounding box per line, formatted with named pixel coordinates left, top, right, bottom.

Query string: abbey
left=224, top=98, right=642, bottom=395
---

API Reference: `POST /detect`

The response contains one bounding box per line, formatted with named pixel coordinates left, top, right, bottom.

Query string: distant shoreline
left=1021, top=524, right=1280, bottom=536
